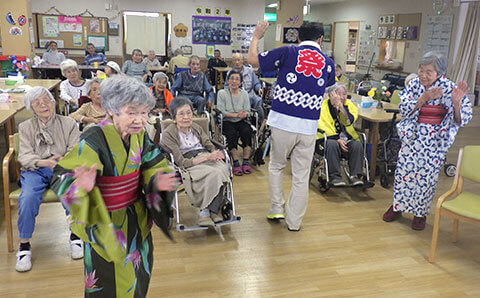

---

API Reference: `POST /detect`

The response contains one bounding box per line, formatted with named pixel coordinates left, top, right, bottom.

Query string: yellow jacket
left=317, top=98, right=359, bottom=141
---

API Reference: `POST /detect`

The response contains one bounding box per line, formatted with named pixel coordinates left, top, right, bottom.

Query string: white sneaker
left=16, top=250, right=32, bottom=272
left=70, top=239, right=84, bottom=260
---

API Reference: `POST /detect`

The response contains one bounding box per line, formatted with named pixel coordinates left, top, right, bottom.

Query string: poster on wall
left=73, top=34, right=82, bottom=46
left=232, top=23, right=254, bottom=53
left=192, top=16, right=231, bottom=45
left=87, top=35, right=106, bottom=50
left=58, top=16, right=82, bottom=32
left=206, top=44, right=215, bottom=57
left=283, top=27, right=299, bottom=44
left=89, top=19, right=100, bottom=33
left=42, top=16, right=60, bottom=37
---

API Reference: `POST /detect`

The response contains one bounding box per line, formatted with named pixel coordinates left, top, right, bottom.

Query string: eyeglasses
left=31, top=99, right=53, bottom=108
left=176, top=110, right=192, bottom=118
left=228, top=77, right=241, bottom=81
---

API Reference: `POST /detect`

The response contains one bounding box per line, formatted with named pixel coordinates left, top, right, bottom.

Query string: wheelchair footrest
left=214, top=216, right=241, bottom=227
left=175, top=216, right=241, bottom=232
left=176, top=224, right=209, bottom=232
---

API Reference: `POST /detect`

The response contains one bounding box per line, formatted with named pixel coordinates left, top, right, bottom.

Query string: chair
left=390, top=89, right=401, bottom=105
left=428, top=146, right=480, bottom=263
left=159, top=118, right=241, bottom=232
left=2, top=134, right=59, bottom=252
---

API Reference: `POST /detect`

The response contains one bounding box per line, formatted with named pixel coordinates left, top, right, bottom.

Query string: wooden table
left=0, top=79, right=61, bottom=144
left=213, top=67, right=231, bottom=90
left=352, top=93, right=400, bottom=180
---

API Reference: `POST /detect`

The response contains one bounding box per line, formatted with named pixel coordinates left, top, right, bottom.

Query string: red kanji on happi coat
left=295, top=49, right=325, bottom=79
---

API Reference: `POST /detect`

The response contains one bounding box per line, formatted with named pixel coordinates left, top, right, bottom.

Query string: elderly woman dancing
left=51, top=76, right=177, bottom=297
left=15, top=87, right=81, bottom=272
left=382, top=52, right=472, bottom=230
left=162, top=97, right=230, bottom=226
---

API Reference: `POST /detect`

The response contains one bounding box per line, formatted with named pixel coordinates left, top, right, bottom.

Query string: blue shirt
left=171, top=71, right=215, bottom=102
left=258, top=41, right=335, bottom=135
left=84, top=53, right=107, bottom=65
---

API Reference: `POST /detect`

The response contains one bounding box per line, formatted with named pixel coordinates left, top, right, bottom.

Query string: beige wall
left=0, top=0, right=33, bottom=56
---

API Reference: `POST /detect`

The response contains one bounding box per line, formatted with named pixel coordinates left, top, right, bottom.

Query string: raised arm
left=247, top=21, right=269, bottom=67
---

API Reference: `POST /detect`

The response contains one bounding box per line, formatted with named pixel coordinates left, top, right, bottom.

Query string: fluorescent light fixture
left=124, top=11, right=160, bottom=17
left=264, top=13, right=277, bottom=22
left=267, top=3, right=278, bottom=8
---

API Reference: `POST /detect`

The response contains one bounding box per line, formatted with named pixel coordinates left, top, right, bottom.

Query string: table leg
left=368, top=122, right=379, bottom=180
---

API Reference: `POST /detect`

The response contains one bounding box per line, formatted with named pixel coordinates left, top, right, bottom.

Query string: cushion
left=442, top=192, right=480, bottom=221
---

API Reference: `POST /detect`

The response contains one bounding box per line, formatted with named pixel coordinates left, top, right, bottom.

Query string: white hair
left=153, top=71, right=168, bottom=83
left=100, top=75, right=155, bottom=115
left=405, top=73, right=417, bottom=87
left=419, top=51, right=447, bottom=76
left=60, top=59, right=79, bottom=77
left=24, top=86, right=55, bottom=113
left=326, top=83, right=347, bottom=96
left=85, top=77, right=103, bottom=96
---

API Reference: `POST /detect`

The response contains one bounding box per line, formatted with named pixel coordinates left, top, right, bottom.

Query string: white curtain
left=451, top=2, right=480, bottom=90
left=124, top=15, right=166, bottom=56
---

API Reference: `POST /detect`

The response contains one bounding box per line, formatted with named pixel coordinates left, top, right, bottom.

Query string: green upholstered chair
left=2, top=133, right=59, bottom=252
left=429, top=146, right=480, bottom=262
left=389, top=89, right=401, bottom=105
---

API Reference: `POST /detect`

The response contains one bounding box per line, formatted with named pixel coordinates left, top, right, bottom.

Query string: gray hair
left=153, top=71, right=168, bottom=83
left=24, top=86, right=56, bottom=113
left=188, top=55, right=200, bottom=65
left=232, top=53, right=243, bottom=60
left=60, top=59, right=79, bottom=77
left=326, top=83, right=347, bottom=96
left=419, top=51, right=447, bottom=76
left=85, top=77, right=103, bottom=96
left=168, top=97, right=193, bottom=120
left=100, top=76, right=155, bottom=115
left=174, top=48, right=183, bottom=56
left=405, top=73, right=417, bottom=87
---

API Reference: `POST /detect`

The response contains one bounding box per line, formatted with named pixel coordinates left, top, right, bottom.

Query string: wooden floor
left=1, top=108, right=480, bottom=297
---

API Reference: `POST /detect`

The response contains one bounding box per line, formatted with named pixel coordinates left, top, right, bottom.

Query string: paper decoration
left=378, top=26, right=387, bottom=39
left=287, top=15, right=299, bottom=25
left=9, top=26, right=22, bottom=36
left=192, top=16, right=231, bottom=45
left=196, top=7, right=202, bottom=15
left=59, top=16, right=82, bottom=32
left=174, top=23, right=188, bottom=37
left=39, top=39, right=64, bottom=48
left=205, top=7, right=212, bottom=15
left=206, top=44, right=215, bottom=57
left=73, top=34, right=82, bottom=46
left=396, top=27, right=403, bottom=40
left=283, top=27, right=299, bottom=44
left=42, top=16, right=60, bottom=37
left=87, top=35, right=106, bottom=49
left=225, top=8, right=231, bottom=16
left=6, top=12, right=15, bottom=25
left=89, top=19, right=100, bottom=33
left=232, top=24, right=255, bottom=53
left=17, top=15, right=26, bottom=26
left=28, top=17, right=34, bottom=44
left=108, top=22, right=119, bottom=36
left=390, top=26, right=397, bottom=39
left=215, top=8, right=220, bottom=16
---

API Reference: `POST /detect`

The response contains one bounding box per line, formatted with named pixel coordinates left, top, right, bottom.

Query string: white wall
left=307, top=0, right=461, bottom=78
left=31, top=0, right=265, bottom=58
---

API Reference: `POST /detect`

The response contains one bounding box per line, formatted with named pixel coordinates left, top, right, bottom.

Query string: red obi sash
left=418, top=105, right=447, bottom=125
left=96, top=170, right=140, bottom=211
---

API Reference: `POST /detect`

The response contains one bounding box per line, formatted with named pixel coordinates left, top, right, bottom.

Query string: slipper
left=233, top=166, right=243, bottom=176
left=242, top=164, right=252, bottom=174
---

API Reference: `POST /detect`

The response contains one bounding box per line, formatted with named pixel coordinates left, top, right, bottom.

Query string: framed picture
left=192, top=16, right=231, bottom=45
left=181, top=45, right=192, bottom=55
left=206, top=44, right=215, bottom=57
left=283, top=27, right=299, bottom=44
left=323, top=24, right=332, bottom=42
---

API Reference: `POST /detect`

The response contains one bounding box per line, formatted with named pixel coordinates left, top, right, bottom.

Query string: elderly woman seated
left=15, top=86, right=82, bottom=272
left=69, top=77, right=106, bottom=129
left=59, top=59, right=86, bottom=113
left=149, top=72, right=173, bottom=118
left=162, top=97, right=230, bottom=226
left=217, top=69, right=254, bottom=176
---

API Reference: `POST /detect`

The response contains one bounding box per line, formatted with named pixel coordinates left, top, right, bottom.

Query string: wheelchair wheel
left=221, top=202, right=233, bottom=221
left=309, top=157, right=320, bottom=182
left=444, top=164, right=456, bottom=177
left=318, top=177, right=330, bottom=193
left=380, top=173, right=390, bottom=188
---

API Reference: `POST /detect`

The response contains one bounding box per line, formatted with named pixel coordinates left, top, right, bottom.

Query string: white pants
left=268, top=127, right=316, bottom=230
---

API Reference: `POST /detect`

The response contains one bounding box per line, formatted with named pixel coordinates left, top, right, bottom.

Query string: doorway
left=333, top=21, right=359, bottom=72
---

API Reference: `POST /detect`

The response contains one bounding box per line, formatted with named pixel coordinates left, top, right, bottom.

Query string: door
left=333, top=22, right=349, bottom=69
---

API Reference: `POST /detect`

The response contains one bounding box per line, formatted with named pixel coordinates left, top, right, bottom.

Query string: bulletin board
left=33, top=13, right=109, bottom=50
left=377, top=13, right=422, bottom=41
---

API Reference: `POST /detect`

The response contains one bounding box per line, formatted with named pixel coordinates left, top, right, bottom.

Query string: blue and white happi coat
left=392, top=76, right=472, bottom=216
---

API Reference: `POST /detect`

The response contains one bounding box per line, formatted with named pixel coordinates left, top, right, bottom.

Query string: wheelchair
left=310, top=129, right=375, bottom=192
left=158, top=117, right=241, bottom=232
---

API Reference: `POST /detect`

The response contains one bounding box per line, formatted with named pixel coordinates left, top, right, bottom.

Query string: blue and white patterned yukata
left=392, top=76, right=472, bottom=217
